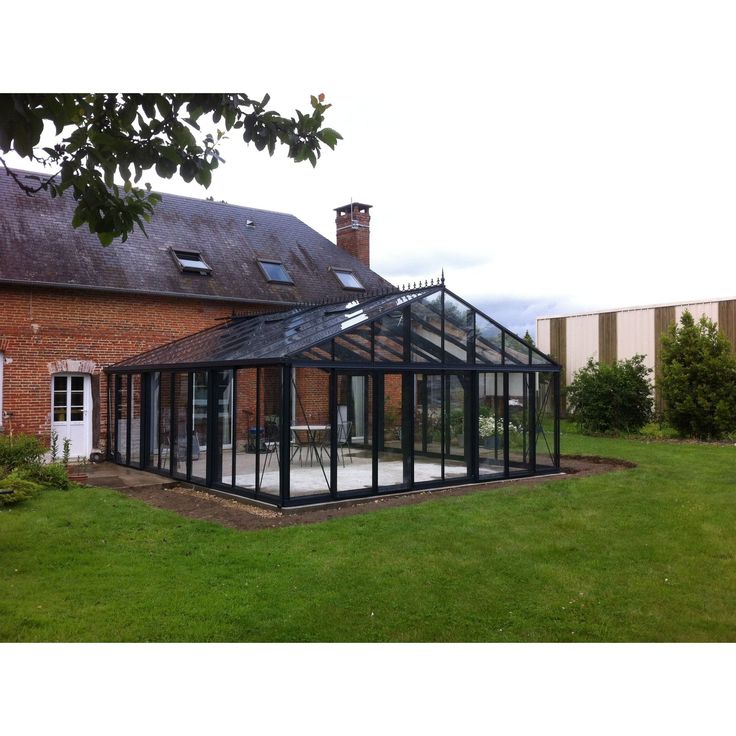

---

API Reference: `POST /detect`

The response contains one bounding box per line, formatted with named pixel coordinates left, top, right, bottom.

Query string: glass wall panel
left=377, top=373, right=405, bottom=488
left=335, top=324, right=371, bottom=362
left=172, top=372, right=189, bottom=479
left=535, top=373, right=557, bottom=469
left=233, top=367, right=257, bottom=493
left=475, top=314, right=504, bottom=365
left=158, top=372, right=172, bottom=472
left=508, top=373, right=532, bottom=474
left=257, top=366, right=282, bottom=498
left=478, top=372, right=505, bottom=477
left=413, top=373, right=443, bottom=482
left=214, top=369, right=234, bottom=486
left=336, top=373, right=373, bottom=494
left=504, top=333, right=531, bottom=366
left=130, top=374, right=142, bottom=467
left=411, top=292, right=443, bottom=362
left=115, top=375, right=128, bottom=464
left=444, top=374, right=470, bottom=479
left=374, top=310, right=405, bottom=362
left=191, top=370, right=208, bottom=484
left=444, top=294, right=473, bottom=363
left=290, top=367, right=331, bottom=498
left=146, top=372, right=160, bottom=471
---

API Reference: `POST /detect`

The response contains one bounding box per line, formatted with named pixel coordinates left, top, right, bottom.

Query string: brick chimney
left=334, top=202, right=372, bottom=267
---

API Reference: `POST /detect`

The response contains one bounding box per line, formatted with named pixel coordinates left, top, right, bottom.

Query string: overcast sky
left=4, top=1, right=736, bottom=338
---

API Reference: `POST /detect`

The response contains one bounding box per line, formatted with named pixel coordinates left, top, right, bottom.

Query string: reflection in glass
left=191, top=371, right=208, bottom=483
left=413, top=373, right=443, bottom=482
left=291, top=367, right=331, bottom=498
left=411, top=292, right=443, bottom=362
left=444, top=374, right=469, bottom=478
left=158, top=372, right=172, bottom=471
left=214, top=370, right=234, bottom=486
left=130, top=374, right=142, bottom=467
left=336, top=373, right=373, bottom=493
left=374, top=310, right=405, bottom=362
left=172, top=372, right=189, bottom=478
left=444, top=294, right=472, bottom=363
left=257, top=366, right=282, bottom=498
left=233, top=368, right=255, bottom=492
left=475, top=314, right=504, bottom=365
left=508, top=373, right=531, bottom=473
left=377, top=373, right=405, bottom=488
left=535, top=373, right=557, bottom=469
left=115, top=375, right=128, bottom=464
left=478, top=372, right=505, bottom=477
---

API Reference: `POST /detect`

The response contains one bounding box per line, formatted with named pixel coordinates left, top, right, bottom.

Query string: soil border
left=110, top=455, right=636, bottom=531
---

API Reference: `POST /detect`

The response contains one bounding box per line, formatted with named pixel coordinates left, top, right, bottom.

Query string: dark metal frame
left=106, top=285, right=562, bottom=508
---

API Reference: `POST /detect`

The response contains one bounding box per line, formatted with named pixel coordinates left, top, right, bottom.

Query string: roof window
left=332, top=268, right=364, bottom=290
left=258, top=260, right=293, bottom=285
left=171, top=249, right=211, bottom=275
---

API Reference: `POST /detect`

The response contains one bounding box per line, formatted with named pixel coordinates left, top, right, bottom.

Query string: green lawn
left=1, top=429, right=735, bottom=641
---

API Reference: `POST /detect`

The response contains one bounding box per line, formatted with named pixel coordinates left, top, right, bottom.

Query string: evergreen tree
left=659, top=311, right=736, bottom=439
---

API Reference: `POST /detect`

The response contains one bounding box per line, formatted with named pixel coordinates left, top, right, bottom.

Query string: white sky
left=3, top=1, right=736, bottom=337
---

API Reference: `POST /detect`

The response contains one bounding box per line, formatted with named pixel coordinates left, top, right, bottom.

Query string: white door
left=51, top=374, right=92, bottom=460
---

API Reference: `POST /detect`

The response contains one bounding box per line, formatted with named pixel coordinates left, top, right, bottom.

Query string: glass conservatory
left=106, top=284, right=561, bottom=507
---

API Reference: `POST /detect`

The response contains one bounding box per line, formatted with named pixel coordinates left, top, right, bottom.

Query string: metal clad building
left=537, top=297, right=736, bottom=413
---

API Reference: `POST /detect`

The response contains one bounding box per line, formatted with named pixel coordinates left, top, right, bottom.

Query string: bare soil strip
left=109, top=455, right=635, bottom=531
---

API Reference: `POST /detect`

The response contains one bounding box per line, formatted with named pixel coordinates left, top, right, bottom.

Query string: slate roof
left=0, top=167, right=391, bottom=304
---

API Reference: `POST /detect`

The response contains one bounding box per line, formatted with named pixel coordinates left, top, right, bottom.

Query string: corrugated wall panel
left=565, top=314, right=599, bottom=385
left=537, top=319, right=551, bottom=355
left=654, top=306, right=676, bottom=415
left=675, top=301, right=719, bottom=324
left=617, top=308, right=656, bottom=372
left=718, top=300, right=736, bottom=351
left=549, top=317, right=567, bottom=414
left=598, top=312, right=617, bottom=364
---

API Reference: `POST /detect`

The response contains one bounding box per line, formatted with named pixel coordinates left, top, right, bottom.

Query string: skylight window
left=258, top=260, right=293, bottom=284
left=332, top=268, right=364, bottom=290
left=171, top=249, right=211, bottom=275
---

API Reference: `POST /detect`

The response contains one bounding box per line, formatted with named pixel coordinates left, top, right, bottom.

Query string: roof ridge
left=1, top=165, right=299, bottom=219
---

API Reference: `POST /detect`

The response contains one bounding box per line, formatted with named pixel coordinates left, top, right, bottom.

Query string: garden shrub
left=659, top=311, right=736, bottom=439
left=567, top=355, right=653, bottom=434
left=17, top=462, right=72, bottom=491
left=0, top=471, right=43, bottom=507
left=0, top=433, right=46, bottom=474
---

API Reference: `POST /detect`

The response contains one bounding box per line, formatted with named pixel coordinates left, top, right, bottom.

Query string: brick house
left=0, top=167, right=384, bottom=458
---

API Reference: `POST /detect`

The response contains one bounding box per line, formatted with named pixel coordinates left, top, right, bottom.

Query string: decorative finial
left=440, top=268, right=445, bottom=285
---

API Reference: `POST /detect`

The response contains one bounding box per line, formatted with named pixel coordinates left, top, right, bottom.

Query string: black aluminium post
left=186, top=371, right=193, bottom=482
left=554, top=371, right=561, bottom=469
left=529, top=372, right=537, bottom=473
left=231, top=369, right=237, bottom=489
left=441, top=372, right=446, bottom=479
left=402, top=371, right=413, bottom=488
left=279, top=364, right=291, bottom=507
left=205, top=369, right=217, bottom=487
left=141, top=373, right=150, bottom=469
left=112, top=374, right=119, bottom=462
left=169, top=372, right=175, bottom=476
left=503, top=372, right=510, bottom=477
left=329, top=369, right=337, bottom=497
left=372, top=371, right=380, bottom=492
left=125, top=373, right=132, bottom=465
left=470, top=370, right=479, bottom=481
left=255, top=367, right=261, bottom=493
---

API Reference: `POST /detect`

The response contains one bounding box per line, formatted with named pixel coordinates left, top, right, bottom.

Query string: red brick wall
left=0, top=284, right=275, bottom=448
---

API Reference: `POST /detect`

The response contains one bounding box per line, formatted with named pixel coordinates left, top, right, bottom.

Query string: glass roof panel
left=110, top=286, right=560, bottom=374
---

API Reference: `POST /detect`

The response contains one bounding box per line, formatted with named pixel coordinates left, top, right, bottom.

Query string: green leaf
left=97, top=231, right=114, bottom=246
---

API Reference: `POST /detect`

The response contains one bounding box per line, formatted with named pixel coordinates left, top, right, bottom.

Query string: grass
left=1, top=426, right=735, bottom=641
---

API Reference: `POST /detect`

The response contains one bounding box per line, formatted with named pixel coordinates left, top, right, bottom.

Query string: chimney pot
left=334, top=202, right=372, bottom=267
